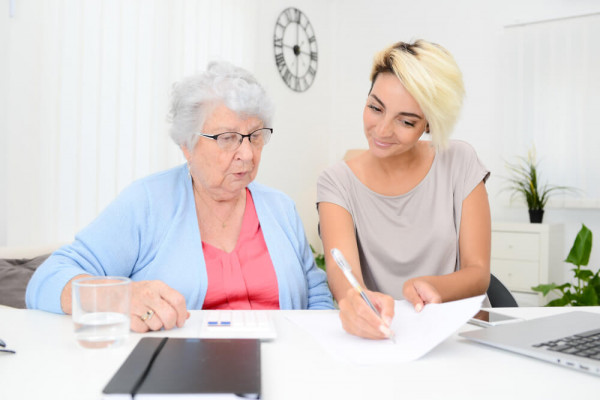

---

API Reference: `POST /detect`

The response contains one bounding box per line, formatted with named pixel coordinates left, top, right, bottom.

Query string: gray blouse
left=317, top=140, right=490, bottom=300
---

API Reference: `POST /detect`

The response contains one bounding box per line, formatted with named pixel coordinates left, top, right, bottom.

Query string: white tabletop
left=1, top=306, right=599, bottom=399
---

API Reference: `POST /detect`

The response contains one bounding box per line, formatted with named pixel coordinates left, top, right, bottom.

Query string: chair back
left=487, top=274, right=518, bottom=307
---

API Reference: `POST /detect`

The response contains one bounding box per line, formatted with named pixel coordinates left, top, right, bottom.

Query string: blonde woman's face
left=363, top=72, right=428, bottom=157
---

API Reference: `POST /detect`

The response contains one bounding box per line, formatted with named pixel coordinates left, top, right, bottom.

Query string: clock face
left=273, top=7, right=318, bottom=92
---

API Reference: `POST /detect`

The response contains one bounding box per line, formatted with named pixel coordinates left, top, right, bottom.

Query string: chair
left=0, top=244, right=62, bottom=309
left=487, top=274, right=518, bottom=307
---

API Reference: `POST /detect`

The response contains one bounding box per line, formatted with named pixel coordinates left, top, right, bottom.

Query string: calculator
left=200, top=310, right=277, bottom=340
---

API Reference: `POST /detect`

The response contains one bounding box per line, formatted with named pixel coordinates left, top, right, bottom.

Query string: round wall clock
left=273, top=7, right=318, bottom=92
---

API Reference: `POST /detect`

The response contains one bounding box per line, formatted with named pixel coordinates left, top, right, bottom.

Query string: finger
left=340, top=289, right=389, bottom=339
left=403, top=280, right=442, bottom=312
left=130, top=283, right=163, bottom=329
left=361, top=292, right=395, bottom=338
left=402, top=281, right=425, bottom=312
left=143, top=309, right=165, bottom=332
left=131, top=281, right=187, bottom=330
left=157, top=284, right=188, bottom=328
left=130, top=314, right=150, bottom=333
left=340, top=306, right=388, bottom=339
left=145, top=299, right=177, bottom=330
left=369, top=291, right=395, bottom=326
left=139, top=285, right=184, bottom=330
left=413, top=281, right=442, bottom=305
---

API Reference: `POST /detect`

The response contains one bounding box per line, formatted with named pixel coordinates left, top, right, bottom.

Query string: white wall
left=251, top=0, right=336, bottom=251
left=0, top=3, right=8, bottom=245
left=2, top=0, right=261, bottom=245
left=2, top=0, right=600, bottom=283
left=321, top=0, right=600, bottom=280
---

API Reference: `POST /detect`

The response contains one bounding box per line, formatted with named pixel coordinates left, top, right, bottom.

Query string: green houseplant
left=504, top=147, right=571, bottom=223
left=532, top=224, right=600, bottom=306
left=310, top=245, right=326, bottom=272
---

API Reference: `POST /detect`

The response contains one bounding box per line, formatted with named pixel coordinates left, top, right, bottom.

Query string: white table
left=1, top=306, right=599, bottom=399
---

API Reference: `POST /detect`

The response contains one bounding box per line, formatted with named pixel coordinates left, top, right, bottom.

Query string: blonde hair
left=369, top=40, right=464, bottom=149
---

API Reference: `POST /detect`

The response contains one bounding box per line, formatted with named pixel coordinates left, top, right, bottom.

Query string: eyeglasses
left=195, top=128, right=273, bottom=152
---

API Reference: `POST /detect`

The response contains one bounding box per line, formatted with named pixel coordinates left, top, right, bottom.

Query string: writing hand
left=338, top=287, right=395, bottom=340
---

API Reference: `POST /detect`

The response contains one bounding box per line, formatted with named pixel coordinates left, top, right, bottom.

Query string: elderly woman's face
left=184, top=103, right=264, bottom=199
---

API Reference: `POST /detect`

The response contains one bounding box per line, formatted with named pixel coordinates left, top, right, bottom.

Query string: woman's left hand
left=402, top=278, right=442, bottom=312
left=129, top=280, right=191, bottom=333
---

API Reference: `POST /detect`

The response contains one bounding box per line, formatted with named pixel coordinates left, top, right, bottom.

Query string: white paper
left=287, top=295, right=484, bottom=365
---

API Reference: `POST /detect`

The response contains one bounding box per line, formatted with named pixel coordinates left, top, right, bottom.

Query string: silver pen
left=331, top=248, right=396, bottom=342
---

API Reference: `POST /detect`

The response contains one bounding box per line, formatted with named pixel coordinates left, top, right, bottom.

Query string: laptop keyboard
left=534, top=328, right=600, bottom=360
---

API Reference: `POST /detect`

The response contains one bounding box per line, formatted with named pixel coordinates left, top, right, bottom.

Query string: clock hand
left=295, top=23, right=300, bottom=77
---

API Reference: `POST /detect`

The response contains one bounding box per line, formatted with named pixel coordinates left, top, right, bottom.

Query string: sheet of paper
left=286, top=295, right=484, bottom=365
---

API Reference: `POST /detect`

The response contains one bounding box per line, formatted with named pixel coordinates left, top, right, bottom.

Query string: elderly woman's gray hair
left=169, top=61, right=274, bottom=150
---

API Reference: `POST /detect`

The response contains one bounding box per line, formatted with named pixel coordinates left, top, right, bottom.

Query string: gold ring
left=140, top=309, right=155, bottom=322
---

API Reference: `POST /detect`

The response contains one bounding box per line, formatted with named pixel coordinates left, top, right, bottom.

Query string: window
left=501, top=13, right=600, bottom=207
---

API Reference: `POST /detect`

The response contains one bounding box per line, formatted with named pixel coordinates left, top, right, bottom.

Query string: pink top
left=202, top=189, right=280, bottom=310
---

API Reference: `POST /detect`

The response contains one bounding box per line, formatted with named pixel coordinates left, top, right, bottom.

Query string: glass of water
left=72, top=276, right=131, bottom=349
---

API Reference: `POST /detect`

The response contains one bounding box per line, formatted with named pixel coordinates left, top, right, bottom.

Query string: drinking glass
left=72, top=276, right=131, bottom=349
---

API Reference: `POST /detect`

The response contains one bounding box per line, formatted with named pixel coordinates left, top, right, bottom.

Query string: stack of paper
left=287, top=295, right=484, bottom=365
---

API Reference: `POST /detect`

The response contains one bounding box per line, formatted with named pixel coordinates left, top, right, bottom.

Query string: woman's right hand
left=129, top=280, right=190, bottom=333
left=338, top=287, right=395, bottom=340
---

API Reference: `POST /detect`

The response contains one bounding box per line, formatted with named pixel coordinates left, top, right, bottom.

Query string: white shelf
left=491, top=222, right=564, bottom=306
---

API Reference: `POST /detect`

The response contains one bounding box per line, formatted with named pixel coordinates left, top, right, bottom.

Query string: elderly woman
left=317, top=40, right=491, bottom=340
left=27, top=62, right=334, bottom=332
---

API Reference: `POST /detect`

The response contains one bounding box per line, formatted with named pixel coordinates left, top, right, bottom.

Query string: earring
left=187, top=162, right=191, bottom=179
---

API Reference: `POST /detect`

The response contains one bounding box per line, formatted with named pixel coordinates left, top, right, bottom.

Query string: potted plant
left=310, top=245, right=326, bottom=272
left=532, top=224, right=600, bottom=306
left=504, top=147, right=572, bottom=223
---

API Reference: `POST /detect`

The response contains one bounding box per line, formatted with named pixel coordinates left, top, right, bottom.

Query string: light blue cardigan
left=26, top=164, right=333, bottom=312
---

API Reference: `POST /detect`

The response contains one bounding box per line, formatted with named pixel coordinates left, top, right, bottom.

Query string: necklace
left=192, top=180, right=243, bottom=229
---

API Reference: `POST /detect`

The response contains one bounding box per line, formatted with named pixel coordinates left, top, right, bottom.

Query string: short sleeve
left=316, top=162, right=352, bottom=213
left=453, top=141, right=490, bottom=201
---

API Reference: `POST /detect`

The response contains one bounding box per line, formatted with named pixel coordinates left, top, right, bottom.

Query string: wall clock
left=273, top=7, right=318, bottom=92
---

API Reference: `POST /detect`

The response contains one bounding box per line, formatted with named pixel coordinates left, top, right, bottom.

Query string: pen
left=330, top=248, right=396, bottom=342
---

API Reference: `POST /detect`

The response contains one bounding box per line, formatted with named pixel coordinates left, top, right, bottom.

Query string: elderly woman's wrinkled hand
left=338, top=287, right=395, bottom=340
left=129, top=280, right=190, bottom=332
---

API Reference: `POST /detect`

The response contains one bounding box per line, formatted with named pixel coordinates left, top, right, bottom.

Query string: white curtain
left=4, top=0, right=258, bottom=245
left=501, top=13, right=600, bottom=207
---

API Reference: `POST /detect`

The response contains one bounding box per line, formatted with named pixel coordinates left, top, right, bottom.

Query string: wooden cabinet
left=491, top=223, right=564, bottom=306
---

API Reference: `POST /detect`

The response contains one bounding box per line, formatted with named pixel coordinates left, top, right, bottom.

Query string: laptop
left=460, top=311, right=600, bottom=376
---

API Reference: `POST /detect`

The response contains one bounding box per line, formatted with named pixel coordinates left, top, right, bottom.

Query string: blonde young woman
left=317, top=40, right=491, bottom=340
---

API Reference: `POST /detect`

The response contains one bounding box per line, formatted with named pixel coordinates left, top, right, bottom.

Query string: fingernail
left=415, top=303, right=423, bottom=312
left=384, top=316, right=393, bottom=326
left=379, top=324, right=392, bottom=337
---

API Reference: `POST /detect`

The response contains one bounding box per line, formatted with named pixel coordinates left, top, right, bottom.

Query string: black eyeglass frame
left=195, top=128, right=273, bottom=150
